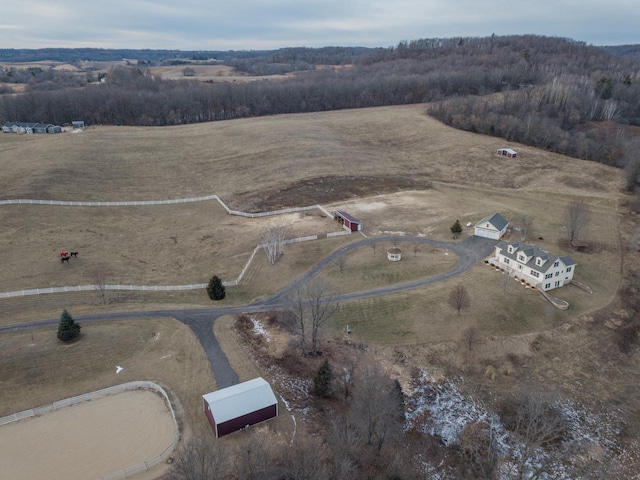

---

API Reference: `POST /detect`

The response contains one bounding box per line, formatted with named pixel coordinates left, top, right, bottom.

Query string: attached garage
left=202, top=377, right=278, bottom=438
left=474, top=213, right=509, bottom=240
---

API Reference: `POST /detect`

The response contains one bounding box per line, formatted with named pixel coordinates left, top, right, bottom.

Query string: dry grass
left=318, top=240, right=458, bottom=293
left=0, top=105, right=622, bottom=203
left=0, top=317, right=216, bottom=437
left=0, top=201, right=336, bottom=292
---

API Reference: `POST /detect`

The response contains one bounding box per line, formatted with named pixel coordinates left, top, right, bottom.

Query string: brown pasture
left=0, top=104, right=631, bottom=471
left=0, top=104, right=622, bottom=203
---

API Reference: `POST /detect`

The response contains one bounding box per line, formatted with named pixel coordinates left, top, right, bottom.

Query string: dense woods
left=1, top=35, right=639, bottom=173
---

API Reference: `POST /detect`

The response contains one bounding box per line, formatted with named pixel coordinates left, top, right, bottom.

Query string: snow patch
left=250, top=316, right=270, bottom=342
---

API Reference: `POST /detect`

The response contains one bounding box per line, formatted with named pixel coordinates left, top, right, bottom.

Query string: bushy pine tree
left=207, top=275, right=226, bottom=301
left=314, top=359, right=334, bottom=397
left=57, top=309, right=81, bottom=342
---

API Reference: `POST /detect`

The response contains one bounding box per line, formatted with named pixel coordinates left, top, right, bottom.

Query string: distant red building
left=335, top=211, right=363, bottom=232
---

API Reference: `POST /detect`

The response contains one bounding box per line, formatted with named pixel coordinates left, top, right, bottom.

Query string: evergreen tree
left=314, top=359, right=334, bottom=397
left=451, top=219, right=463, bottom=238
left=57, top=309, right=81, bottom=342
left=207, top=275, right=226, bottom=301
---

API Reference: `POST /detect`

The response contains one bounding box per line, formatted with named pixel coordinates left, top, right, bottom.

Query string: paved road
left=0, top=236, right=497, bottom=388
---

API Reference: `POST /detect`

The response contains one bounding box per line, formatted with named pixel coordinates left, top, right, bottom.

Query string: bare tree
left=335, top=350, right=362, bottom=399
left=261, top=221, right=290, bottom=265
left=501, top=388, right=567, bottom=480
left=334, top=256, right=347, bottom=274
left=170, top=436, right=230, bottom=480
left=279, top=433, right=329, bottom=480
left=93, top=266, right=108, bottom=305
left=289, top=281, right=339, bottom=355
left=448, top=284, right=470, bottom=316
left=516, top=216, right=534, bottom=242
left=349, top=364, right=404, bottom=453
left=461, top=327, right=481, bottom=353
left=564, top=200, right=590, bottom=247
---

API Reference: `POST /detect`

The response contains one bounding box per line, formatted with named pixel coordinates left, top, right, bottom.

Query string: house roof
left=336, top=210, right=361, bottom=224
left=496, top=241, right=576, bottom=274
left=203, top=377, right=277, bottom=424
left=475, top=213, right=509, bottom=232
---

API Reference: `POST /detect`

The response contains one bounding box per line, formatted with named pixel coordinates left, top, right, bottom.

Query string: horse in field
left=61, top=256, right=70, bottom=263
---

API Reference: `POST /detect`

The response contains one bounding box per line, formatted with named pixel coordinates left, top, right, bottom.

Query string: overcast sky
left=2, top=0, right=638, bottom=50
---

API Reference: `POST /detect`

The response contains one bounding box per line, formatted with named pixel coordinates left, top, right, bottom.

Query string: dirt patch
left=0, top=390, right=175, bottom=480
left=228, top=175, right=434, bottom=212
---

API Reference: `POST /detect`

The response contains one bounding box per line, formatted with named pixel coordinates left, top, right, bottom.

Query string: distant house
left=335, top=211, right=363, bottom=232
left=202, top=377, right=278, bottom=438
left=72, top=121, right=85, bottom=129
left=492, top=241, right=576, bottom=291
left=474, top=213, right=509, bottom=240
left=2, top=121, right=61, bottom=134
left=497, top=148, right=518, bottom=158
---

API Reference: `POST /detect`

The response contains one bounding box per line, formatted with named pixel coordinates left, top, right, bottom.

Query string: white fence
left=0, top=381, right=180, bottom=480
left=0, top=195, right=218, bottom=207
left=0, top=194, right=352, bottom=298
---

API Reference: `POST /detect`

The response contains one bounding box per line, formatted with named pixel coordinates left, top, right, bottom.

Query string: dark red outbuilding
left=335, top=210, right=363, bottom=232
left=203, top=377, right=278, bottom=438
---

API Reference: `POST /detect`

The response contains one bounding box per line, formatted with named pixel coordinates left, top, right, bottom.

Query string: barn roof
left=335, top=210, right=361, bottom=224
left=475, top=212, right=508, bottom=231
left=498, top=148, right=517, bottom=154
left=202, top=377, right=277, bottom=424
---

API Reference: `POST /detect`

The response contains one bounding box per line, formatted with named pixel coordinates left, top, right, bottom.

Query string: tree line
left=1, top=35, right=639, bottom=172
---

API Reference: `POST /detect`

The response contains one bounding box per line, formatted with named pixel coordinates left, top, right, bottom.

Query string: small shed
left=202, top=377, right=278, bottom=438
left=335, top=211, right=362, bottom=232
left=497, top=148, right=517, bottom=158
left=72, top=121, right=85, bottom=129
left=47, top=125, right=62, bottom=134
left=474, top=213, right=509, bottom=240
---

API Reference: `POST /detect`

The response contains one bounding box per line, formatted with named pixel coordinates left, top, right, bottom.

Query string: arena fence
left=0, top=381, right=180, bottom=480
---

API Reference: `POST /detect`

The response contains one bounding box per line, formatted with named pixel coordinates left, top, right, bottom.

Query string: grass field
left=0, top=105, right=622, bottom=204
left=318, top=240, right=458, bottom=293
left=0, top=104, right=629, bottom=463
left=0, top=318, right=216, bottom=437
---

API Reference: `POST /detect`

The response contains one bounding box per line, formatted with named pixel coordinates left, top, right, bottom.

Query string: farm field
left=0, top=200, right=337, bottom=292
left=0, top=104, right=621, bottom=205
left=0, top=390, right=175, bottom=480
left=0, top=104, right=631, bottom=477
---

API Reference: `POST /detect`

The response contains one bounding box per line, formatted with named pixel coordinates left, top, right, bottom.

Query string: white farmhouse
left=493, top=241, right=576, bottom=291
left=474, top=213, right=509, bottom=240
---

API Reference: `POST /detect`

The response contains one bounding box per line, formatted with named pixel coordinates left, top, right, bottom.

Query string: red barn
left=202, top=377, right=278, bottom=438
left=335, top=211, right=363, bottom=232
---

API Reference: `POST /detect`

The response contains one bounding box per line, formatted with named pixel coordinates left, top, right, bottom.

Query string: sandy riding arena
left=0, top=389, right=177, bottom=480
